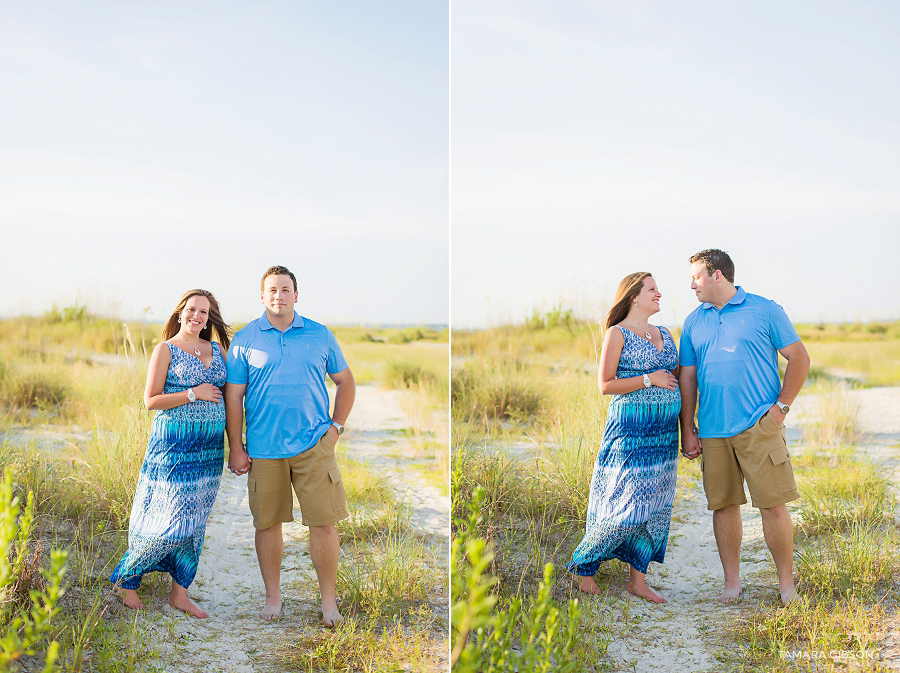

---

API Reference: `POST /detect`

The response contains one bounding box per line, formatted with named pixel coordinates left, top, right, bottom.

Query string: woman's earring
left=178, top=318, right=182, bottom=323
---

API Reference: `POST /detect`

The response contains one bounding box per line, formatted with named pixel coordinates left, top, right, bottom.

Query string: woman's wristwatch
left=642, top=374, right=652, bottom=388
left=187, top=388, right=196, bottom=402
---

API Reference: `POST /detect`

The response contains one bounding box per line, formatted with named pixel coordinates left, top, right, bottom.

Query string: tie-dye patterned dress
left=568, top=326, right=680, bottom=576
left=110, top=342, right=226, bottom=590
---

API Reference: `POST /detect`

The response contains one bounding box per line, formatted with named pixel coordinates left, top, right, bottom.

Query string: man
left=678, top=249, right=809, bottom=605
left=225, top=265, right=356, bottom=625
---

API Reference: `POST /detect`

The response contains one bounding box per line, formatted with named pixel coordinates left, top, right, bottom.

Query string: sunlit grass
left=451, top=317, right=900, bottom=672
left=0, top=312, right=449, bottom=671
left=792, top=449, right=891, bottom=535
left=803, top=339, right=900, bottom=386
left=278, top=612, right=446, bottom=673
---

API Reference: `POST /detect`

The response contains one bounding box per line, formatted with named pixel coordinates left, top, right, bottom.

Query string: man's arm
left=678, top=365, right=702, bottom=458
left=326, top=368, right=356, bottom=443
left=767, top=340, right=810, bottom=425
left=224, top=382, right=251, bottom=473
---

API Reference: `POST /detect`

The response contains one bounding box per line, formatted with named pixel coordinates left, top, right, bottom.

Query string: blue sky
left=451, top=1, right=900, bottom=328
left=1, top=2, right=448, bottom=325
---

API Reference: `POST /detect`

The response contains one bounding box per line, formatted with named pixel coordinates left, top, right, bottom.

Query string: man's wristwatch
left=331, top=422, right=344, bottom=435
left=187, top=388, right=196, bottom=402
left=642, top=374, right=652, bottom=388
left=774, top=401, right=790, bottom=415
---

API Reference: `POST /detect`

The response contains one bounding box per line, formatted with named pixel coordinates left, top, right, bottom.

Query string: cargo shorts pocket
left=759, top=412, right=780, bottom=434
left=328, top=466, right=346, bottom=513
left=768, top=445, right=796, bottom=494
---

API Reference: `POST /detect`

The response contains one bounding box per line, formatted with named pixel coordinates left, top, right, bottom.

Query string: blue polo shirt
left=225, top=311, right=348, bottom=459
left=679, top=287, right=799, bottom=438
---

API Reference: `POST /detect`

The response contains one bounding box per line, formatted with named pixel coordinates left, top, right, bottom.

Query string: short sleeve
left=768, top=301, right=800, bottom=350
left=225, top=340, right=249, bottom=384
left=679, top=318, right=697, bottom=367
left=325, top=330, right=348, bottom=375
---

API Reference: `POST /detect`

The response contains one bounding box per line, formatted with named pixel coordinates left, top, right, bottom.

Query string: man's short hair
left=260, top=265, right=298, bottom=292
left=689, top=249, right=735, bottom=283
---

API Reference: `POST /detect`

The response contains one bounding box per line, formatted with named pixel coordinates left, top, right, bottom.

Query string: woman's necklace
left=626, top=323, right=653, bottom=341
left=176, top=334, right=202, bottom=357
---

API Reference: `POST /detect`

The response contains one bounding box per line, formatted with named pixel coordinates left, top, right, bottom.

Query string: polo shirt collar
left=259, top=311, right=305, bottom=330
left=700, top=286, right=746, bottom=311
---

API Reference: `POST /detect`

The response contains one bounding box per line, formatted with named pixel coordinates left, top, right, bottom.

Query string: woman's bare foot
left=168, top=583, right=208, bottom=618
left=116, top=588, right=145, bottom=610
left=626, top=581, right=666, bottom=604
left=260, top=599, right=282, bottom=621
left=627, top=567, right=665, bottom=604
left=168, top=594, right=209, bottom=618
left=578, top=576, right=604, bottom=595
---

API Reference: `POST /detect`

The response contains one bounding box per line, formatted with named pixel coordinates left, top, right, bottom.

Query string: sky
left=1, top=1, right=448, bottom=325
left=451, top=1, right=900, bottom=329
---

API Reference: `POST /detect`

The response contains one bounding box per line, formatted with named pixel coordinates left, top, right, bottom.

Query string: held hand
left=192, top=384, right=223, bottom=403
left=648, top=370, right=678, bottom=390
left=681, top=428, right=702, bottom=459
left=228, top=446, right=251, bottom=475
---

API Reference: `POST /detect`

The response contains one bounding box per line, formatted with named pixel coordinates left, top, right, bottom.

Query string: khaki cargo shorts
left=248, top=432, right=349, bottom=529
left=700, top=412, right=800, bottom=510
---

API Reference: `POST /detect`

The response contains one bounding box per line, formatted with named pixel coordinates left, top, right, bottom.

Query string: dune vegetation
left=0, top=306, right=448, bottom=672
left=451, top=308, right=900, bottom=671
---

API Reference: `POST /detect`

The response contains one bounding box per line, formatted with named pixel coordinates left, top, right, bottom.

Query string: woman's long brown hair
left=605, top=272, right=652, bottom=330
left=162, top=289, right=231, bottom=352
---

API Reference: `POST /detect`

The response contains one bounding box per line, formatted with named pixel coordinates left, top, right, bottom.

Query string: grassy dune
left=451, top=313, right=900, bottom=670
left=0, top=310, right=448, bottom=672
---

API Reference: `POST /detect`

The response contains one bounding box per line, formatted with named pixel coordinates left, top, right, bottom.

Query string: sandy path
left=594, top=387, right=900, bottom=672
left=597, top=473, right=769, bottom=672
left=128, top=384, right=448, bottom=672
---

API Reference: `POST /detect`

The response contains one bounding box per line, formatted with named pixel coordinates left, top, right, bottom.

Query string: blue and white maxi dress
left=110, top=343, right=226, bottom=590
left=568, top=326, right=680, bottom=576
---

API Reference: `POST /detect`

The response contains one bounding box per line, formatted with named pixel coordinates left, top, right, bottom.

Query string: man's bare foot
left=626, top=582, right=666, bottom=604
left=116, top=588, right=145, bottom=610
left=168, top=594, right=208, bottom=619
left=780, top=587, right=797, bottom=605
left=260, top=599, right=282, bottom=621
left=322, top=606, right=343, bottom=628
left=719, top=585, right=742, bottom=604
left=578, top=576, right=604, bottom=595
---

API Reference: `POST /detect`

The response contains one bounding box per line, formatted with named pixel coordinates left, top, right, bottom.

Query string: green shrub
left=451, top=488, right=581, bottom=672
left=0, top=467, right=67, bottom=671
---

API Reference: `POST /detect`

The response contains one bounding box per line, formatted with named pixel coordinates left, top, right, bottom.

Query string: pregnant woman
left=568, top=272, right=681, bottom=604
left=110, top=289, right=230, bottom=618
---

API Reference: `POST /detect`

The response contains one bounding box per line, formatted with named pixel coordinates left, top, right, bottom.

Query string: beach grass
left=0, top=311, right=448, bottom=672
left=451, top=316, right=900, bottom=671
